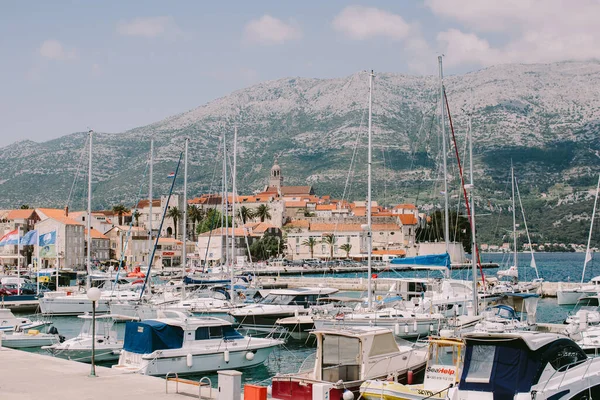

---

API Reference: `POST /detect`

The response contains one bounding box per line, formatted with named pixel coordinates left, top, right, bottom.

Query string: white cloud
left=243, top=15, right=302, bottom=45
left=332, top=6, right=410, bottom=40
left=427, top=0, right=600, bottom=67
left=39, top=39, right=76, bottom=61
left=116, top=16, right=177, bottom=38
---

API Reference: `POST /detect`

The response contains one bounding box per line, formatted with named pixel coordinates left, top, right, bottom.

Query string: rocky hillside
left=2, top=60, right=600, bottom=245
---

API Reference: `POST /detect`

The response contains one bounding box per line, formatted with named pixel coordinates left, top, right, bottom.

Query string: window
left=465, top=345, right=495, bottom=383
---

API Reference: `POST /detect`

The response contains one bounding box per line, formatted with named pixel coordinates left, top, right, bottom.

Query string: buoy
left=404, top=324, right=409, bottom=334
left=342, top=390, right=355, bottom=400
left=394, top=323, right=400, bottom=336
left=245, top=351, right=255, bottom=361
left=407, top=370, right=414, bottom=384
left=224, top=349, right=230, bottom=363
left=413, top=321, right=418, bottom=332
left=186, top=353, right=193, bottom=367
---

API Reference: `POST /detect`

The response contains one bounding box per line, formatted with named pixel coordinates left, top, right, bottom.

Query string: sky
left=2, top=0, right=600, bottom=148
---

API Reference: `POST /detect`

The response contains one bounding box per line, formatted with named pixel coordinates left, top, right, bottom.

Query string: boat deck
left=0, top=347, right=221, bottom=399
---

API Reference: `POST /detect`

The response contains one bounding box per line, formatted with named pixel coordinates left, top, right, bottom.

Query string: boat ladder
left=165, top=372, right=213, bottom=399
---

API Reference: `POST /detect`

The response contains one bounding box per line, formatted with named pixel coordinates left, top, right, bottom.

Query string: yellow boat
left=360, top=336, right=464, bottom=400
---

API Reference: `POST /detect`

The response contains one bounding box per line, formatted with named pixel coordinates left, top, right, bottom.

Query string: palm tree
left=112, top=204, right=130, bottom=226
left=321, top=233, right=336, bottom=260
left=302, top=237, right=318, bottom=259
left=254, top=204, right=271, bottom=222
left=340, top=243, right=352, bottom=259
left=166, top=207, right=182, bottom=239
left=238, top=206, right=254, bottom=224
left=187, top=205, right=204, bottom=241
left=133, top=210, right=140, bottom=227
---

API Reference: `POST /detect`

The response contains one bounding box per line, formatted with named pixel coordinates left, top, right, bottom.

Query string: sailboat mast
left=367, top=70, right=374, bottom=310
left=182, top=138, right=188, bottom=298
left=223, top=133, right=229, bottom=267
left=511, top=163, right=518, bottom=269
left=438, top=56, right=450, bottom=254
left=582, top=174, right=600, bottom=283
left=468, top=118, right=478, bottom=315
left=231, top=125, right=238, bottom=303
left=86, top=129, right=93, bottom=290
left=148, top=139, right=153, bottom=271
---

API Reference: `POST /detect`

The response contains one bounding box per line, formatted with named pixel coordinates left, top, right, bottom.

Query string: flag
left=167, top=172, right=175, bottom=178
left=38, top=231, right=56, bottom=258
left=585, top=250, right=593, bottom=265
left=530, top=256, right=537, bottom=269
left=38, top=231, right=56, bottom=246
left=0, top=229, right=19, bottom=246
left=21, top=230, right=38, bottom=246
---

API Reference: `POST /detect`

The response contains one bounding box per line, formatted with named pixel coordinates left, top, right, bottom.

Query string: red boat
left=271, top=326, right=428, bottom=400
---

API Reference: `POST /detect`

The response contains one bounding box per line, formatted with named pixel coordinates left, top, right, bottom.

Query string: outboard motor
left=47, top=326, right=58, bottom=335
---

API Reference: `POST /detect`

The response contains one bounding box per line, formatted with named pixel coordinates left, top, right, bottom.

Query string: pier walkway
left=0, top=347, right=219, bottom=399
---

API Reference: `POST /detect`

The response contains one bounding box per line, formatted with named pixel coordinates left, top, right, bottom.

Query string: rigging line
left=444, top=87, right=485, bottom=284
left=203, top=133, right=225, bottom=269
left=66, top=134, right=90, bottom=209
left=492, top=177, right=510, bottom=240
left=452, top=127, right=470, bottom=245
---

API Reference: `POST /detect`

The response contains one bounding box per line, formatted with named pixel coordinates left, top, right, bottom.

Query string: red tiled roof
left=283, top=220, right=310, bottom=229
left=316, top=204, right=336, bottom=211
left=372, top=249, right=406, bottom=256
left=6, top=209, right=36, bottom=220
left=85, top=228, right=108, bottom=240
left=398, top=214, right=418, bottom=225
left=393, top=204, right=417, bottom=210
left=285, top=201, right=308, bottom=208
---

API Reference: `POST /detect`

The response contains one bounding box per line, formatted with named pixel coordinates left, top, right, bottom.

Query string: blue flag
left=21, top=230, right=38, bottom=245
left=38, top=231, right=56, bottom=246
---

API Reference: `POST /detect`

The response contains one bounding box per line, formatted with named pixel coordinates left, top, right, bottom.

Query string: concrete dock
left=0, top=347, right=221, bottom=399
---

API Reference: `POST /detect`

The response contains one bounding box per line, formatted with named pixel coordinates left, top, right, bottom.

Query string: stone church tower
left=269, top=159, right=283, bottom=190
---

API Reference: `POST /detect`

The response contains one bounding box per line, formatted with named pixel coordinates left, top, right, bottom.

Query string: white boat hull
left=116, top=345, right=277, bottom=376
left=44, top=344, right=122, bottom=362
left=1, top=334, right=60, bottom=348
left=40, top=297, right=111, bottom=315
left=557, top=290, right=594, bottom=306
left=313, top=317, right=443, bottom=339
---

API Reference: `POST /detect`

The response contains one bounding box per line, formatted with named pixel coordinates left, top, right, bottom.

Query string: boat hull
left=360, top=381, right=448, bottom=400
left=313, top=318, right=442, bottom=339
left=557, top=290, right=594, bottom=306
left=44, top=345, right=121, bottom=362
left=117, top=345, right=277, bottom=376
left=40, top=297, right=111, bottom=315
left=1, top=334, right=59, bottom=348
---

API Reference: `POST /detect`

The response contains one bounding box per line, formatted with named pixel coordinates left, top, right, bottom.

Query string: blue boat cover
left=390, top=253, right=451, bottom=269
left=123, top=320, right=184, bottom=354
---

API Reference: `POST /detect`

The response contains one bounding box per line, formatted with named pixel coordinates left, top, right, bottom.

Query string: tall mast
left=468, top=117, right=478, bottom=315
left=231, top=125, right=238, bottom=303
left=148, top=139, right=154, bottom=271
left=223, top=133, right=229, bottom=266
left=438, top=56, right=450, bottom=254
left=182, top=138, right=188, bottom=298
left=582, top=175, right=600, bottom=283
left=511, top=162, right=518, bottom=269
left=367, top=70, right=374, bottom=310
left=86, top=129, right=93, bottom=290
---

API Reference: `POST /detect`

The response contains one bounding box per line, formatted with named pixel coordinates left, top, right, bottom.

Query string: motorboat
left=313, top=307, right=445, bottom=339
left=271, top=326, right=428, bottom=400
left=565, top=295, right=600, bottom=325
left=557, top=277, right=600, bottom=306
left=42, top=314, right=122, bottom=362
left=446, top=331, right=600, bottom=400
left=0, top=308, right=51, bottom=332
left=0, top=326, right=63, bottom=348
left=360, top=334, right=464, bottom=400
left=113, top=310, right=283, bottom=376
left=39, top=289, right=140, bottom=315
left=229, top=287, right=338, bottom=328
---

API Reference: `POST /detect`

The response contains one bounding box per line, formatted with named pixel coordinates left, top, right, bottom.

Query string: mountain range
left=2, top=60, right=600, bottom=246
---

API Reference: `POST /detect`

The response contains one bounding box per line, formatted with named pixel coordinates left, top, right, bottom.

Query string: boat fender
left=342, top=390, right=354, bottom=400
left=224, top=349, right=230, bottom=363
left=404, top=324, right=409, bottom=334
left=413, top=321, right=418, bottom=332
left=294, top=309, right=299, bottom=318
left=407, top=370, right=414, bottom=385
left=186, top=353, right=193, bottom=368
left=394, top=323, right=400, bottom=336
left=267, top=385, right=272, bottom=395
left=245, top=351, right=255, bottom=361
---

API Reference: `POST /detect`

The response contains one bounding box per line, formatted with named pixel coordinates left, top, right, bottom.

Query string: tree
left=340, top=243, right=352, bottom=258
left=302, top=237, right=318, bottom=259
left=321, top=233, right=337, bottom=260
left=187, top=205, right=204, bottom=241
left=20, top=204, right=30, bottom=209
left=112, top=204, right=130, bottom=226
left=196, top=208, right=231, bottom=235
left=248, top=233, right=284, bottom=261
left=133, top=210, right=140, bottom=227
left=166, top=207, right=183, bottom=239
left=415, top=210, right=472, bottom=253
left=238, top=206, right=255, bottom=224
left=254, top=204, right=271, bottom=222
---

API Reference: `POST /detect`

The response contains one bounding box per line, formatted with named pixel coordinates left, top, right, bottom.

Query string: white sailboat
left=557, top=174, right=600, bottom=305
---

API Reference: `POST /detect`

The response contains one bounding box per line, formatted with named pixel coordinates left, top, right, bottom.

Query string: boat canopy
left=390, top=253, right=451, bottom=269
left=123, top=320, right=184, bottom=354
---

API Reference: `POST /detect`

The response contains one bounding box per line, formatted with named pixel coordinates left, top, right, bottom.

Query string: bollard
left=218, top=370, right=242, bottom=400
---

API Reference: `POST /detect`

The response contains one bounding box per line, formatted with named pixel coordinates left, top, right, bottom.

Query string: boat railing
left=297, top=351, right=316, bottom=373
left=541, top=357, right=593, bottom=392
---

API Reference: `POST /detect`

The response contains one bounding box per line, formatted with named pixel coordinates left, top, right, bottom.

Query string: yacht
left=447, top=331, right=600, bottom=400
left=42, top=314, right=122, bottom=362
left=360, top=334, right=464, bottom=400
left=229, top=287, right=338, bottom=327
left=0, top=326, right=63, bottom=348
left=113, top=310, right=283, bottom=376
left=40, top=289, right=140, bottom=315
left=557, top=278, right=600, bottom=306
left=271, top=326, right=428, bottom=400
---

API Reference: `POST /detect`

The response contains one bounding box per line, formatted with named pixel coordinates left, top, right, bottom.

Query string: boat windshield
left=321, top=334, right=360, bottom=383
left=80, top=319, right=111, bottom=337
left=575, top=297, right=600, bottom=310
left=429, top=341, right=463, bottom=367
left=260, top=294, right=295, bottom=305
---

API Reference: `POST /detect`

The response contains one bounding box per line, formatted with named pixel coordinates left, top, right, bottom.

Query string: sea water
left=16, top=252, right=591, bottom=386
